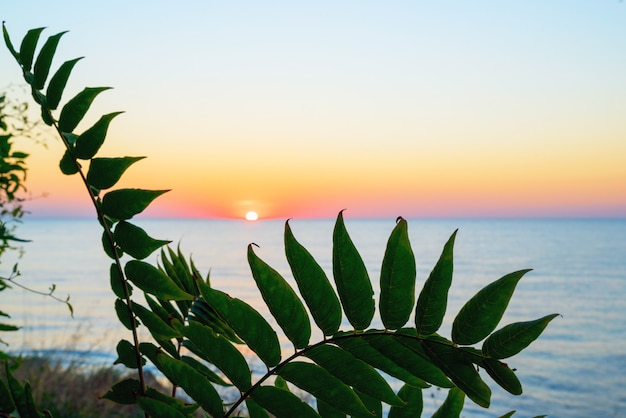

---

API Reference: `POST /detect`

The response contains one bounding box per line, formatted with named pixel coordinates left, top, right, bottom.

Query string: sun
left=245, top=211, right=259, bottom=221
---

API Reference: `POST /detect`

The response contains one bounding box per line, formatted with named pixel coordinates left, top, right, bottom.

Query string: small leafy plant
left=1, top=24, right=558, bottom=418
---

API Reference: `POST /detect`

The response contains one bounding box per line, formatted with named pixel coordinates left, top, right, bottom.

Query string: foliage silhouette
left=1, top=23, right=557, bottom=418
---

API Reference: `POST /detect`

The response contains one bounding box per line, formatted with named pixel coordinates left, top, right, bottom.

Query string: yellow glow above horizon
left=2, top=3, right=625, bottom=219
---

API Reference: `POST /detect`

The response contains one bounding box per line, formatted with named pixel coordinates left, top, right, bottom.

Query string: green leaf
left=380, top=217, right=416, bottom=330
left=19, top=27, right=45, bottom=72
left=452, top=269, right=531, bottom=345
left=251, top=386, right=319, bottom=418
left=421, top=340, right=491, bottom=407
left=137, top=397, right=187, bottom=418
left=316, top=399, right=345, bottom=418
left=355, top=390, right=381, bottom=418
left=182, top=321, right=252, bottom=391
left=498, top=412, right=517, bottom=418
left=46, top=57, right=83, bottom=110
left=198, top=285, right=281, bottom=367
left=114, top=221, right=170, bottom=260
left=285, top=220, right=342, bottom=336
left=124, top=260, right=194, bottom=301
left=482, top=314, right=559, bottom=359
left=245, top=398, right=270, bottom=418
left=110, top=263, right=129, bottom=298
left=4, top=362, right=44, bottom=418
left=140, top=342, right=224, bottom=418
left=278, top=361, right=372, bottom=417
left=101, top=188, right=169, bottom=220
left=332, top=210, right=374, bottom=330
left=115, top=298, right=135, bottom=330
left=59, top=149, right=79, bottom=175
left=361, top=333, right=452, bottom=388
left=305, top=344, right=403, bottom=407
left=33, top=31, right=67, bottom=89
left=103, top=231, right=119, bottom=259
left=101, top=378, right=140, bottom=404
left=189, top=297, right=243, bottom=344
left=87, top=156, right=145, bottom=190
left=0, top=323, right=19, bottom=332
left=431, top=387, right=465, bottom=418
left=132, top=301, right=182, bottom=340
left=113, top=339, right=145, bottom=369
left=415, top=230, right=457, bottom=337
left=482, top=358, right=522, bottom=395
left=0, top=379, right=15, bottom=413
left=388, top=384, right=422, bottom=418
left=248, top=243, right=311, bottom=349
left=180, top=355, right=230, bottom=387
left=144, top=389, right=199, bottom=416
left=333, top=336, right=429, bottom=389
left=73, top=112, right=123, bottom=159
left=58, top=87, right=111, bottom=133
left=3, top=22, right=20, bottom=62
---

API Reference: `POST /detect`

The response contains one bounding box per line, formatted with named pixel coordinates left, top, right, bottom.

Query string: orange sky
left=2, top=2, right=626, bottom=220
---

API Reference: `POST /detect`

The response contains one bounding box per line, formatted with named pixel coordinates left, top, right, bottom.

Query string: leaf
left=482, top=358, right=522, bottom=395
left=114, top=221, right=170, bottom=260
left=101, top=188, right=169, bottom=220
left=144, top=389, right=199, bottom=416
left=4, top=362, right=44, bottom=418
left=251, top=386, right=319, bottom=418
left=284, top=220, right=342, bottom=336
left=115, top=298, right=135, bottom=330
left=380, top=217, right=416, bottom=330
left=180, top=355, right=230, bottom=387
left=140, top=342, right=224, bottom=418
left=278, top=361, right=372, bottom=417
left=73, top=111, right=123, bottom=159
left=101, top=378, right=140, bottom=405
left=46, top=57, right=83, bottom=110
left=482, top=314, right=559, bottom=359
left=245, top=398, right=270, bottom=418
left=59, top=149, right=79, bottom=175
left=86, top=156, right=145, bottom=190
left=316, top=399, right=345, bottom=418
left=58, top=87, right=111, bottom=133
left=136, top=397, right=187, bottom=418
left=498, top=412, right=517, bottom=418
left=33, top=31, right=67, bottom=89
left=182, top=321, right=252, bottom=391
left=361, top=333, right=452, bottom=388
left=431, top=387, right=465, bottom=418
left=189, top=297, right=243, bottom=344
left=355, top=390, right=381, bottom=418
left=198, top=285, right=281, bottom=367
left=114, top=339, right=145, bottom=369
left=0, top=374, right=16, bottom=413
left=333, top=336, right=429, bottom=389
left=248, top=243, right=311, bottom=349
left=2, top=22, right=20, bottom=62
left=19, top=27, right=45, bottom=72
left=421, top=340, right=491, bottom=408
left=388, top=384, right=422, bottom=418
left=124, top=260, right=194, bottom=301
left=132, top=301, right=182, bottom=340
left=103, top=231, right=119, bottom=259
left=332, top=210, right=374, bottom=330
left=305, top=344, right=403, bottom=407
left=110, top=263, right=129, bottom=298
left=415, top=230, right=457, bottom=336
left=452, top=269, right=531, bottom=345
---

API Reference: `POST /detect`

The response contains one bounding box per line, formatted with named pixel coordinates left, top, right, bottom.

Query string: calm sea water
left=2, top=218, right=625, bottom=417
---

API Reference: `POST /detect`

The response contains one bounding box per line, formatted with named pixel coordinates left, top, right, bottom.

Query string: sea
left=1, top=218, right=625, bottom=417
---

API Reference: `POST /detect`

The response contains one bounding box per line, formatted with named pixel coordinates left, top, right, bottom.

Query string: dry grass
left=8, top=356, right=176, bottom=418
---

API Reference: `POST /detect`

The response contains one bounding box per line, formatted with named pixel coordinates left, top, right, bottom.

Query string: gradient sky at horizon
left=2, top=1, right=625, bottom=220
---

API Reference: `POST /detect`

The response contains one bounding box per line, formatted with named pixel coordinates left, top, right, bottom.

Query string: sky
left=1, top=1, right=625, bottom=220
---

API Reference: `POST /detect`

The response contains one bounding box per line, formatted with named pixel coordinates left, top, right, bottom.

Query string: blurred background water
left=2, top=217, right=625, bottom=417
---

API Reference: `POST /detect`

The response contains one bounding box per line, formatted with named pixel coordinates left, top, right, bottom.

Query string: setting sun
left=245, top=211, right=259, bottom=221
